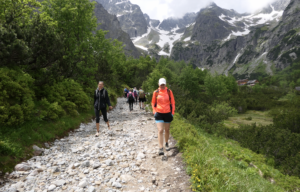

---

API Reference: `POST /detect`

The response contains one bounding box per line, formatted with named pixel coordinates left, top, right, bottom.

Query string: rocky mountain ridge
left=158, top=12, right=197, bottom=31
left=95, top=0, right=298, bottom=77
left=95, top=0, right=148, bottom=38
left=93, top=1, right=141, bottom=58
left=170, top=0, right=296, bottom=79
left=130, top=0, right=290, bottom=61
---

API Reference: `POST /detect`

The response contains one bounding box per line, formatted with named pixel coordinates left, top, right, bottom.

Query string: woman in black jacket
left=94, top=81, right=113, bottom=137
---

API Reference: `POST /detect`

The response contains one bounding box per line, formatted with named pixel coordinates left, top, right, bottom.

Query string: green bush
left=215, top=122, right=300, bottom=177
left=37, top=98, right=65, bottom=120
left=204, top=73, right=229, bottom=98
left=273, top=107, right=300, bottom=134
left=45, top=79, right=90, bottom=111
left=61, top=101, right=78, bottom=117
left=208, top=101, right=237, bottom=121
left=229, top=97, right=247, bottom=113
left=244, top=116, right=252, bottom=120
left=48, top=102, right=65, bottom=120
left=0, top=68, right=35, bottom=126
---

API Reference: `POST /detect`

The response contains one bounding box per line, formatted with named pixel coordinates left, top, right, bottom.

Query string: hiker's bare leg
left=164, top=123, right=170, bottom=144
left=157, top=123, right=165, bottom=148
left=106, top=121, right=110, bottom=129
left=96, top=123, right=99, bottom=132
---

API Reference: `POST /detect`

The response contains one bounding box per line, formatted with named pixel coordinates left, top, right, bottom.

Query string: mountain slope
left=171, top=0, right=293, bottom=78
left=144, top=13, right=160, bottom=28
left=93, top=1, right=141, bottom=58
left=266, top=0, right=300, bottom=69
left=132, top=13, right=198, bottom=57
left=95, top=0, right=148, bottom=38
left=191, top=3, right=249, bottom=44
left=131, top=1, right=288, bottom=59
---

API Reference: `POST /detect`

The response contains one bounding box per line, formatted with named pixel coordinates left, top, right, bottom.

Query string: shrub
left=244, top=116, right=252, bottom=120
left=206, top=102, right=237, bottom=124
left=45, top=79, right=90, bottom=111
left=0, top=68, right=35, bottom=126
left=229, top=97, right=247, bottom=113
left=61, top=101, right=78, bottom=117
left=273, top=107, right=300, bottom=134
left=37, top=98, right=66, bottom=120
left=47, top=102, right=65, bottom=120
left=204, top=73, right=229, bottom=98
left=215, top=122, right=300, bottom=177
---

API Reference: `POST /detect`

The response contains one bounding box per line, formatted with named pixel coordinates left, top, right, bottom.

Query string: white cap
left=158, top=78, right=166, bottom=86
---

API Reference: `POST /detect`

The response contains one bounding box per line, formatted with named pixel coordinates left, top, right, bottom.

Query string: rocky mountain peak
left=143, top=14, right=160, bottom=28
left=272, top=0, right=291, bottom=11
left=159, top=12, right=197, bottom=31
left=257, top=0, right=290, bottom=14
left=93, top=1, right=141, bottom=58
left=96, top=0, right=148, bottom=37
left=171, top=0, right=296, bottom=78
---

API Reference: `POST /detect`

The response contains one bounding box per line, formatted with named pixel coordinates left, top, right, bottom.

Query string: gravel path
left=1, top=98, right=191, bottom=192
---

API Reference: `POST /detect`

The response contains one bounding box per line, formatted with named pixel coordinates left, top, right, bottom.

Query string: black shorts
left=154, top=112, right=173, bottom=123
left=139, top=98, right=146, bottom=102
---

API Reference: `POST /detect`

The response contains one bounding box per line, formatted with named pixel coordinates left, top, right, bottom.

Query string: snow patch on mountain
left=220, top=4, right=284, bottom=41
left=132, top=23, right=194, bottom=56
left=135, top=45, right=148, bottom=51
left=115, top=0, right=129, bottom=5
left=184, top=37, right=191, bottom=41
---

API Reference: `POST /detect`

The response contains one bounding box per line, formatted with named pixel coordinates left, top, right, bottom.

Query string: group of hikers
left=123, top=87, right=146, bottom=111
left=93, top=78, right=175, bottom=156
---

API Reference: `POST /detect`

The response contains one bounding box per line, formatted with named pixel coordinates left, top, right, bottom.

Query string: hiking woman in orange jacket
left=151, top=78, right=175, bottom=156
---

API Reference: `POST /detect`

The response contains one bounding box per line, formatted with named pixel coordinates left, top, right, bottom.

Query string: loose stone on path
left=0, top=98, right=191, bottom=192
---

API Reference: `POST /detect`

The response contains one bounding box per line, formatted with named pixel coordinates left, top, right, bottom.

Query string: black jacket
left=94, top=88, right=111, bottom=110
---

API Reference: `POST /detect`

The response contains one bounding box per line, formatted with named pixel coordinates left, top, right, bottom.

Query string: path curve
left=1, top=98, right=191, bottom=192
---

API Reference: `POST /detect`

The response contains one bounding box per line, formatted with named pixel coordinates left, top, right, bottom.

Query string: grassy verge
left=171, top=114, right=300, bottom=191
left=224, top=110, right=273, bottom=128
left=0, top=109, right=95, bottom=173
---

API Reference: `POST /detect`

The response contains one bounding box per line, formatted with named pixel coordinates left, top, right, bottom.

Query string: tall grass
left=171, top=114, right=300, bottom=191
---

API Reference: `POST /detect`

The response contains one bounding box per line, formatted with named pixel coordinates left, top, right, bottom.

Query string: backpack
left=154, top=89, right=172, bottom=111
left=128, top=93, right=135, bottom=101
left=139, top=90, right=145, bottom=98
left=95, top=89, right=105, bottom=99
left=133, top=90, right=138, bottom=97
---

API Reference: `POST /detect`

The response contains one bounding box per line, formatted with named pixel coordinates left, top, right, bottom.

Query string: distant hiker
left=124, top=87, right=129, bottom=98
left=94, top=81, right=113, bottom=137
left=133, top=87, right=138, bottom=105
left=127, top=88, right=135, bottom=112
left=138, top=87, right=146, bottom=109
left=151, top=78, right=175, bottom=156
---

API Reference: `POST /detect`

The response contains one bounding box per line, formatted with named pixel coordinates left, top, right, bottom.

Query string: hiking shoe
left=158, top=148, right=164, bottom=156
left=165, top=143, right=170, bottom=151
left=95, top=131, right=99, bottom=137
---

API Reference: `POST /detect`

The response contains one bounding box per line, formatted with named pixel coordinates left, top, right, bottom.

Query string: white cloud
left=130, top=0, right=277, bottom=21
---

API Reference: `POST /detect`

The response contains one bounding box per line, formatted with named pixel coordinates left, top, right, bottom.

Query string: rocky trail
left=1, top=98, right=191, bottom=192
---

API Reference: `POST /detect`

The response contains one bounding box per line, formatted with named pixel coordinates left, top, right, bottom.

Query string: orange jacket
left=151, top=87, right=175, bottom=115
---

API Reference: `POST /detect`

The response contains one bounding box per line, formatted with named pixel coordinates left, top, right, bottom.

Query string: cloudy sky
left=130, top=0, right=276, bottom=21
